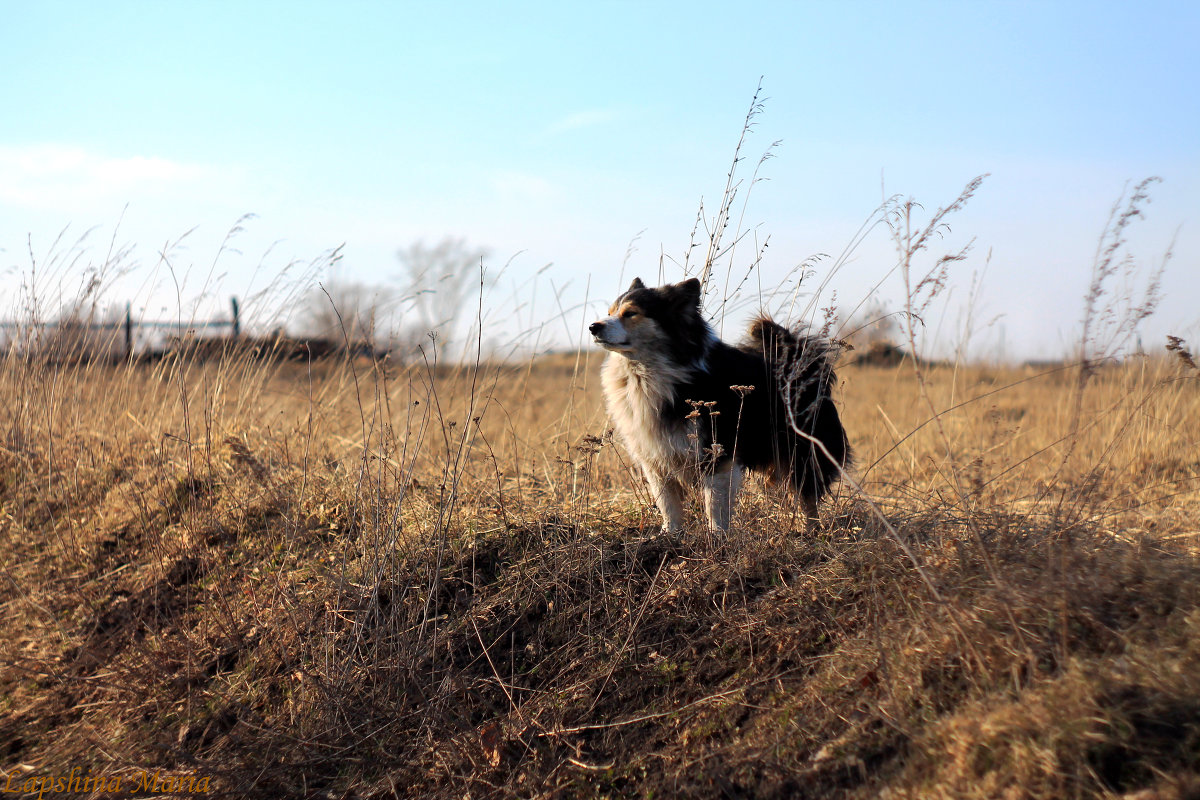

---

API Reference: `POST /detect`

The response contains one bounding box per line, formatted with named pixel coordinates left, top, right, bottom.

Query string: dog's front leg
left=645, top=466, right=685, bottom=533
left=702, top=462, right=742, bottom=533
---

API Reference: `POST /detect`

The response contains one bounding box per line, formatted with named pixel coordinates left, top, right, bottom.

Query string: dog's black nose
left=589, top=321, right=603, bottom=335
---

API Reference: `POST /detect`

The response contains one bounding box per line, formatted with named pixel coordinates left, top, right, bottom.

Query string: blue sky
left=2, top=1, right=1197, bottom=360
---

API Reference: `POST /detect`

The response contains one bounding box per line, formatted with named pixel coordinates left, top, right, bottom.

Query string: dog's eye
left=621, top=309, right=638, bottom=319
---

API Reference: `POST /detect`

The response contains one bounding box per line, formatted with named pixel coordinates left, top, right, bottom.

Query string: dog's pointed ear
left=672, top=278, right=702, bottom=307
left=628, top=277, right=646, bottom=292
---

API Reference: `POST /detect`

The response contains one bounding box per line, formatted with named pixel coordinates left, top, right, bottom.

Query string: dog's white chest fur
left=601, top=353, right=693, bottom=469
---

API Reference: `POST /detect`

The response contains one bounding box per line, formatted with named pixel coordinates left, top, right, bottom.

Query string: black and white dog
left=591, top=277, right=851, bottom=532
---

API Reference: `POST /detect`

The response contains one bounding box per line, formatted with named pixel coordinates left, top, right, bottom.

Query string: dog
left=590, top=277, right=851, bottom=533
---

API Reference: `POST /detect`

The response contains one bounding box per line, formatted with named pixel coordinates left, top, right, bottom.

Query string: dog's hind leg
left=800, top=494, right=820, bottom=532
left=645, top=467, right=686, bottom=533
left=703, top=462, right=743, bottom=533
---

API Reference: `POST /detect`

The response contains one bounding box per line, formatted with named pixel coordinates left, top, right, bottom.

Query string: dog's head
left=590, top=277, right=704, bottom=359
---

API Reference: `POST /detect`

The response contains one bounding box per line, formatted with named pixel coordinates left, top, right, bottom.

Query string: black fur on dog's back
left=663, top=315, right=850, bottom=506
left=742, top=316, right=851, bottom=500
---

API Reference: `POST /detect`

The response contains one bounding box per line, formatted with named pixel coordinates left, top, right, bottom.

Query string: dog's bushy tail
left=746, top=316, right=852, bottom=501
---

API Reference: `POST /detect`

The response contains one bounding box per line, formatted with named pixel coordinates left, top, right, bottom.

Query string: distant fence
left=0, top=297, right=241, bottom=361
left=0, top=296, right=386, bottom=364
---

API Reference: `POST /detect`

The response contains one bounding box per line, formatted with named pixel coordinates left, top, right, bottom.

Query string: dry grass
left=2, top=339, right=1199, bottom=798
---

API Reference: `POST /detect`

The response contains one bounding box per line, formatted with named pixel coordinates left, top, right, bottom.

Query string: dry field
left=1, top=341, right=1198, bottom=799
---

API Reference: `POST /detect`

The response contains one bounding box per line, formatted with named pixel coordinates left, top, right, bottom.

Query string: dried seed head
left=1167, top=335, right=1197, bottom=370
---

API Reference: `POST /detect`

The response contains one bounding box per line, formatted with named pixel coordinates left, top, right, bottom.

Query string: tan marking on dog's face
left=593, top=296, right=669, bottom=356
left=609, top=299, right=644, bottom=323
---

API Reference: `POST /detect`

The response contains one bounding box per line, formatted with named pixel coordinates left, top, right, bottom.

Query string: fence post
left=230, top=296, right=240, bottom=339
left=125, top=303, right=133, bottom=361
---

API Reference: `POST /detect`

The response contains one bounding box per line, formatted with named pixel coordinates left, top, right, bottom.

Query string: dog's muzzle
left=590, top=319, right=631, bottom=350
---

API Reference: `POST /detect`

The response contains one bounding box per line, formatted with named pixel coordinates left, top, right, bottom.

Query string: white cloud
left=0, top=144, right=213, bottom=211
left=490, top=169, right=559, bottom=204
left=543, top=109, right=619, bottom=137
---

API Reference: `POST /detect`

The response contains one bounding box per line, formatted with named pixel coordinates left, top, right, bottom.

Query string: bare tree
left=842, top=297, right=901, bottom=349
left=301, top=280, right=388, bottom=346
left=839, top=297, right=911, bottom=366
left=395, top=237, right=490, bottom=355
